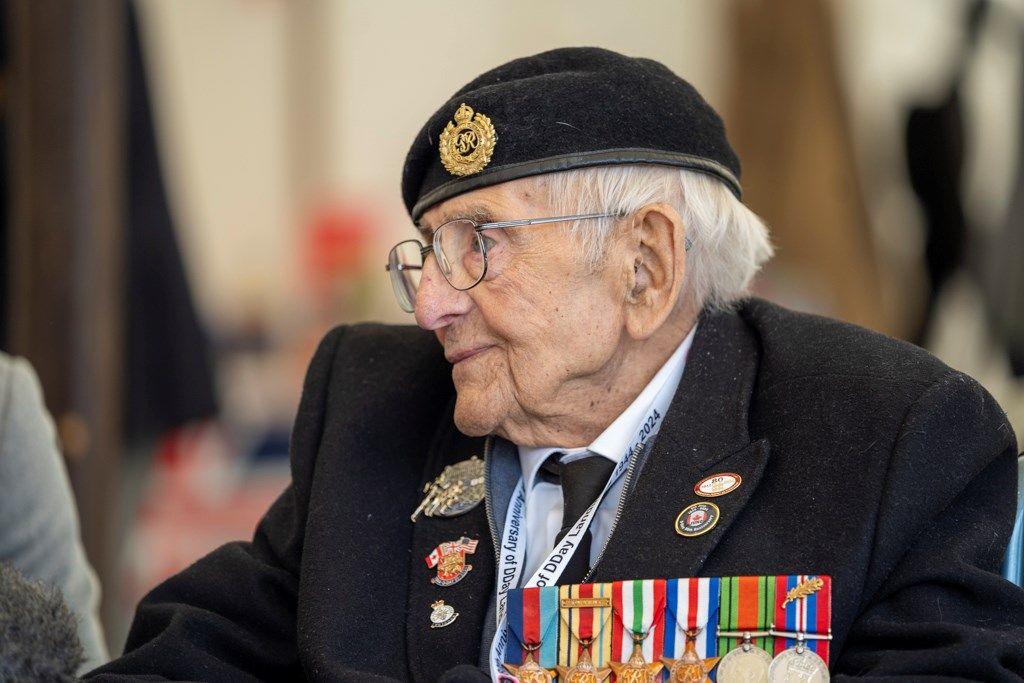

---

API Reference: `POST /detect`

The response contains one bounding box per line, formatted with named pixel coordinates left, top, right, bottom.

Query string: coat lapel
left=405, top=410, right=495, bottom=683
left=591, top=308, right=770, bottom=582
left=403, top=307, right=766, bottom=676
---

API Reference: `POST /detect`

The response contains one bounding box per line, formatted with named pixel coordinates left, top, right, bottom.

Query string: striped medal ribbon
left=717, top=575, right=776, bottom=653
left=664, top=577, right=722, bottom=661
left=773, top=574, right=832, bottom=663
left=609, top=579, right=668, bottom=664
left=503, top=586, right=560, bottom=670
left=557, top=582, right=615, bottom=669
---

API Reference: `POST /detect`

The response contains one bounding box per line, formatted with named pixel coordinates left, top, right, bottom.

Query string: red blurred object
left=124, top=423, right=289, bottom=611
left=304, top=202, right=373, bottom=288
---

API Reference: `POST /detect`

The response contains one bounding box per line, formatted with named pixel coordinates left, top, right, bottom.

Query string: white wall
left=136, top=0, right=727, bottom=326
left=136, top=0, right=1022, bottom=328
left=136, top=0, right=294, bottom=332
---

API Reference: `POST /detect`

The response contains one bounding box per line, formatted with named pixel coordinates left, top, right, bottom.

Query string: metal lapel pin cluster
left=414, top=456, right=486, bottom=631
left=411, top=456, right=485, bottom=522
left=675, top=472, right=742, bottom=538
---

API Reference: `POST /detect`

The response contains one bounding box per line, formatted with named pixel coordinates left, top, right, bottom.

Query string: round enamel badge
left=429, top=599, right=458, bottom=628
left=675, top=502, right=720, bottom=537
left=694, top=472, right=742, bottom=498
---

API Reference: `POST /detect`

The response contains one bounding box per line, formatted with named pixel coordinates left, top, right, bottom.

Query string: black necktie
left=538, top=452, right=615, bottom=585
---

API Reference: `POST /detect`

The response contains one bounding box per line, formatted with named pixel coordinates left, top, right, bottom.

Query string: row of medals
left=413, top=459, right=829, bottom=682
left=506, top=627, right=828, bottom=683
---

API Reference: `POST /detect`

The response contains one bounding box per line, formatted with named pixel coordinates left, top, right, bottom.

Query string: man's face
left=415, top=179, right=631, bottom=443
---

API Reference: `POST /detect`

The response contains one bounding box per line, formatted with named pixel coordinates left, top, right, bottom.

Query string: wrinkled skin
left=415, top=176, right=697, bottom=448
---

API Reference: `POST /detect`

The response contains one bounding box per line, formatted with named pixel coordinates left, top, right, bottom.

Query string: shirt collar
left=517, top=323, right=698, bottom=491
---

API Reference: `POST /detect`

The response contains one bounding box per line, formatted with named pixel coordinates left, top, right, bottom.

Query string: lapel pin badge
left=429, top=599, right=459, bottom=628
left=425, top=536, right=478, bottom=586
left=411, top=456, right=486, bottom=522
left=675, top=501, right=720, bottom=537
left=694, top=472, right=742, bottom=498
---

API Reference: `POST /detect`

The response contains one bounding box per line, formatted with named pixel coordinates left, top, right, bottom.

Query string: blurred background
left=3, top=0, right=1023, bottom=655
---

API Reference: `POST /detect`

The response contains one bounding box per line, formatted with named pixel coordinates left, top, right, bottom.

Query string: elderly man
left=91, top=48, right=1023, bottom=682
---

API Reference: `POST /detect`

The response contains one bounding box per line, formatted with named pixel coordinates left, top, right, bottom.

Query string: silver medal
left=717, top=642, right=772, bottom=682
left=767, top=644, right=829, bottom=683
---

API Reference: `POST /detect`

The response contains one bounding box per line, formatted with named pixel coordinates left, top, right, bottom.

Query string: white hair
left=530, top=165, right=774, bottom=311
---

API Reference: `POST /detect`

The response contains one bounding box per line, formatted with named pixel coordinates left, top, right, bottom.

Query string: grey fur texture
left=0, top=562, right=83, bottom=682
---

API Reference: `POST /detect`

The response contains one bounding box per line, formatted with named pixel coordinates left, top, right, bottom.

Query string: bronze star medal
left=609, top=632, right=665, bottom=683
left=556, top=639, right=611, bottom=683
left=660, top=628, right=720, bottom=683
left=503, top=643, right=557, bottom=683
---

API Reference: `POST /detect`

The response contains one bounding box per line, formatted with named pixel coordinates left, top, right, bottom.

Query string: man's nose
left=414, top=253, right=473, bottom=330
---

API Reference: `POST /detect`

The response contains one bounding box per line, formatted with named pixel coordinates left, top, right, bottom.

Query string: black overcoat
left=89, top=299, right=1024, bottom=681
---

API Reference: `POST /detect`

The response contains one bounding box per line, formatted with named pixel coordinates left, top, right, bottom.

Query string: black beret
left=402, top=46, right=741, bottom=222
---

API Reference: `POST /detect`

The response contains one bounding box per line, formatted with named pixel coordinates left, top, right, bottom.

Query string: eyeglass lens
left=434, top=220, right=486, bottom=290
left=387, top=240, right=423, bottom=313
left=387, top=220, right=487, bottom=312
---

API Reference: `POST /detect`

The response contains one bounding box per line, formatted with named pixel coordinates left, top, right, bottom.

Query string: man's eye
left=472, top=235, right=498, bottom=253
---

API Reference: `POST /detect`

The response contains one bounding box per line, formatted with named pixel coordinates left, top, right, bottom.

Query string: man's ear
left=623, top=203, right=687, bottom=339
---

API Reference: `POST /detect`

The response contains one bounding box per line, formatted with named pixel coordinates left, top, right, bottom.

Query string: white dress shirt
left=515, top=324, right=697, bottom=582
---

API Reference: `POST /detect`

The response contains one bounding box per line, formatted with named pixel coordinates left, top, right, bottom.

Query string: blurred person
left=0, top=562, right=84, bottom=682
left=91, top=48, right=1023, bottom=681
left=0, top=353, right=109, bottom=673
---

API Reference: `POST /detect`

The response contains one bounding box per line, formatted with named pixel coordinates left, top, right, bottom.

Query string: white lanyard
left=487, top=372, right=679, bottom=680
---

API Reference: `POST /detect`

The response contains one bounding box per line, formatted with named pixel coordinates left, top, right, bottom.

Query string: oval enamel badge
left=694, top=472, right=742, bottom=498
left=429, top=599, right=458, bottom=628
left=675, top=502, right=720, bottom=537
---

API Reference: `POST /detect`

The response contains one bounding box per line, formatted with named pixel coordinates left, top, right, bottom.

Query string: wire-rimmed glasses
left=385, top=212, right=619, bottom=313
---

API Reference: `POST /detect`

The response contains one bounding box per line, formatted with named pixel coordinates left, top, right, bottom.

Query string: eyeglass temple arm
left=478, top=213, right=694, bottom=250
left=476, top=212, right=622, bottom=231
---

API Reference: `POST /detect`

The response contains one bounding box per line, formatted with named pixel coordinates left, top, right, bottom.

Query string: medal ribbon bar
left=557, top=582, right=614, bottom=668
left=773, top=574, right=832, bottom=662
left=718, top=575, right=777, bottom=654
left=504, top=586, right=560, bottom=669
left=663, top=577, right=720, bottom=662
left=609, top=578, right=669, bottom=664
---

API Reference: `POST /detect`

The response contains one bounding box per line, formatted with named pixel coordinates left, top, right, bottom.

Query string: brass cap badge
left=439, top=103, right=497, bottom=176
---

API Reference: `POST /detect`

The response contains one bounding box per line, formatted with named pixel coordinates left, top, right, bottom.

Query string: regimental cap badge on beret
left=439, top=103, right=497, bottom=177
left=403, top=48, right=742, bottom=221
